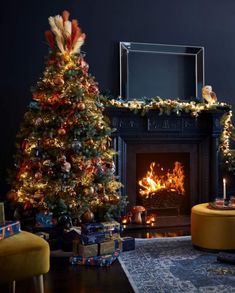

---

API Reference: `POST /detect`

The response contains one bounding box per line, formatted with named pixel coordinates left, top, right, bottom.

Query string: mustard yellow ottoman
left=0, top=230, right=50, bottom=293
left=191, top=203, right=235, bottom=250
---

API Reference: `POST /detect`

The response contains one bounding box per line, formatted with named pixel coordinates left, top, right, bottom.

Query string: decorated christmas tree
left=7, top=11, right=126, bottom=223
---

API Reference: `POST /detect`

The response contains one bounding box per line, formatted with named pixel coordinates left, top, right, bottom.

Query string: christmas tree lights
left=8, top=11, right=126, bottom=221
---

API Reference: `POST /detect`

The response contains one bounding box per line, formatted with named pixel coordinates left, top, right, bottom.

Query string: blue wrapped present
left=35, top=212, right=55, bottom=228
left=0, top=221, right=21, bottom=240
left=121, top=237, right=135, bottom=252
left=81, top=220, right=123, bottom=235
left=79, top=231, right=120, bottom=245
left=70, top=249, right=120, bottom=266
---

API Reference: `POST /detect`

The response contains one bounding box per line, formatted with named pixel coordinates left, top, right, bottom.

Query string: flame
left=139, top=161, right=185, bottom=198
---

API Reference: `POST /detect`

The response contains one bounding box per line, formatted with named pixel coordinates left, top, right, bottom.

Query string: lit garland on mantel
left=103, top=97, right=235, bottom=173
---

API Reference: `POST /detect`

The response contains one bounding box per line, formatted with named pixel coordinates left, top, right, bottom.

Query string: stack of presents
left=70, top=220, right=135, bottom=267
left=0, top=201, right=135, bottom=267
left=0, top=202, right=21, bottom=240
left=0, top=220, right=21, bottom=240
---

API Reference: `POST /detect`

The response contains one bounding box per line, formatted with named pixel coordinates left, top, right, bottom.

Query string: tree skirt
left=118, top=236, right=235, bottom=293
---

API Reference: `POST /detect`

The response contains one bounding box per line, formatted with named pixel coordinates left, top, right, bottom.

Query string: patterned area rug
left=119, top=236, right=235, bottom=293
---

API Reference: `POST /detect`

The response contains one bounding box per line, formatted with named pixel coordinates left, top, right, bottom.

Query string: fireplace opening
left=136, top=153, right=190, bottom=216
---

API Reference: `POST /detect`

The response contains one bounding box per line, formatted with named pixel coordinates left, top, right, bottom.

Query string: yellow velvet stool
left=191, top=203, right=235, bottom=250
left=0, top=230, right=50, bottom=293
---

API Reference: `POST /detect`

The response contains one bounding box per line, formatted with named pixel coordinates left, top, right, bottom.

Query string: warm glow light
left=139, top=161, right=185, bottom=198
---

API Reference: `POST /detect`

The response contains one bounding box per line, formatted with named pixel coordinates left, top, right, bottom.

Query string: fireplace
left=105, top=107, right=226, bottom=216
left=136, top=152, right=189, bottom=215
left=127, top=144, right=195, bottom=216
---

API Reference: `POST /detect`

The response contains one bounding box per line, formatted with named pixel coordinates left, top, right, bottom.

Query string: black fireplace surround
left=105, top=107, right=226, bottom=214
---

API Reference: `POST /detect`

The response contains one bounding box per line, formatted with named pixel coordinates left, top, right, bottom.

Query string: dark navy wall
left=1, top=0, right=235, bottom=196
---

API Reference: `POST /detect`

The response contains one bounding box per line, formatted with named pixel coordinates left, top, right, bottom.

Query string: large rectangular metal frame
left=120, top=42, right=205, bottom=100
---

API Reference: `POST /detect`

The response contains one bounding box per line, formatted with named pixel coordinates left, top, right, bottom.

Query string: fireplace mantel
left=105, top=107, right=226, bottom=211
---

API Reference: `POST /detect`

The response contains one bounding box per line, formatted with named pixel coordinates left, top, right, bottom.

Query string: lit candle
left=223, top=178, right=227, bottom=200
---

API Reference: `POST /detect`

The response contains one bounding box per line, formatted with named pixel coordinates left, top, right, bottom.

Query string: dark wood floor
left=0, top=216, right=190, bottom=293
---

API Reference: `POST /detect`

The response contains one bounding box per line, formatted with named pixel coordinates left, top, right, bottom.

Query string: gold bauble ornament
left=69, top=191, right=77, bottom=197
left=77, top=102, right=86, bottom=110
left=54, top=75, right=64, bottom=86
left=83, top=186, right=95, bottom=196
left=101, top=145, right=107, bottom=151
left=88, top=139, right=94, bottom=145
left=58, top=127, right=66, bottom=135
left=89, top=186, right=95, bottom=195
left=96, top=122, right=104, bottom=130
left=81, top=209, right=94, bottom=223
left=35, top=117, right=43, bottom=126
left=102, top=195, right=110, bottom=203
left=110, top=195, right=120, bottom=204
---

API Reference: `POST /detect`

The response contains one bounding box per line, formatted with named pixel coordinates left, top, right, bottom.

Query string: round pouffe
left=191, top=203, right=235, bottom=250
left=0, top=230, right=50, bottom=283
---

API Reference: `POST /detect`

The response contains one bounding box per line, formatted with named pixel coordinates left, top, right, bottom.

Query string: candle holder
left=224, top=199, right=230, bottom=206
left=230, top=196, right=235, bottom=206
left=214, top=198, right=224, bottom=207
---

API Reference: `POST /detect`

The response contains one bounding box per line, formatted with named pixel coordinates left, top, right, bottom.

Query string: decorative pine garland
left=103, top=97, right=235, bottom=174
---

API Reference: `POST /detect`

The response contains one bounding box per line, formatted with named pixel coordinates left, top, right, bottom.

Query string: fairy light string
left=103, top=97, right=235, bottom=174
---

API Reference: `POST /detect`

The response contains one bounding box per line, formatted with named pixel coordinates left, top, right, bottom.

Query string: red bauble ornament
left=23, top=200, right=32, bottom=209
left=21, top=140, right=29, bottom=151
left=47, top=168, right=54, bottom=176
left=34, top=172, right=42, bottom=180
left=33, top=190, right=44, bottom=200
left=6, top=190, right=18, bottom=202
left=89, top=84, right=99, bottom=95
left=48, top=93, right=60, bottom=105
left=32, top=92, right=45, bottom=102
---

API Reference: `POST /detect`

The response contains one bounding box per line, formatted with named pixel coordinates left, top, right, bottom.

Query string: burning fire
left=138, top=161, right=185, bottom=198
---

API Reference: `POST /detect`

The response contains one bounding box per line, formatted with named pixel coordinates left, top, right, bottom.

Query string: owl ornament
left=202, top=85, right=217, bottom=105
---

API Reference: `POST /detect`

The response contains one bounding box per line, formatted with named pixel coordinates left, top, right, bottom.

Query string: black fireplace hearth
left=105, top=107, right=226, bottom=215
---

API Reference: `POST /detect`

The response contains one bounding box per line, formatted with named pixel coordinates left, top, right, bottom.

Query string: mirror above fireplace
left=120, top=42, right=205, bottom=101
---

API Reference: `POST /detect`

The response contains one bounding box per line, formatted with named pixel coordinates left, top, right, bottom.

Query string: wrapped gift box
left=35, top=212, right=55, bottom=228
left=78, top=243, right=98, bottom=257
left=0, top=221, right=21, bottom=240
left=70, top=249, right=120, bottom=267
left=72, top=240, right=80, bottom=255
left=121, top=237, right=135, bottom=252
left=79, top=231, right=120, bottom=245
left=81, top=221, right=123, bottom=235
left=99, top=239, right=121, bottom=255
